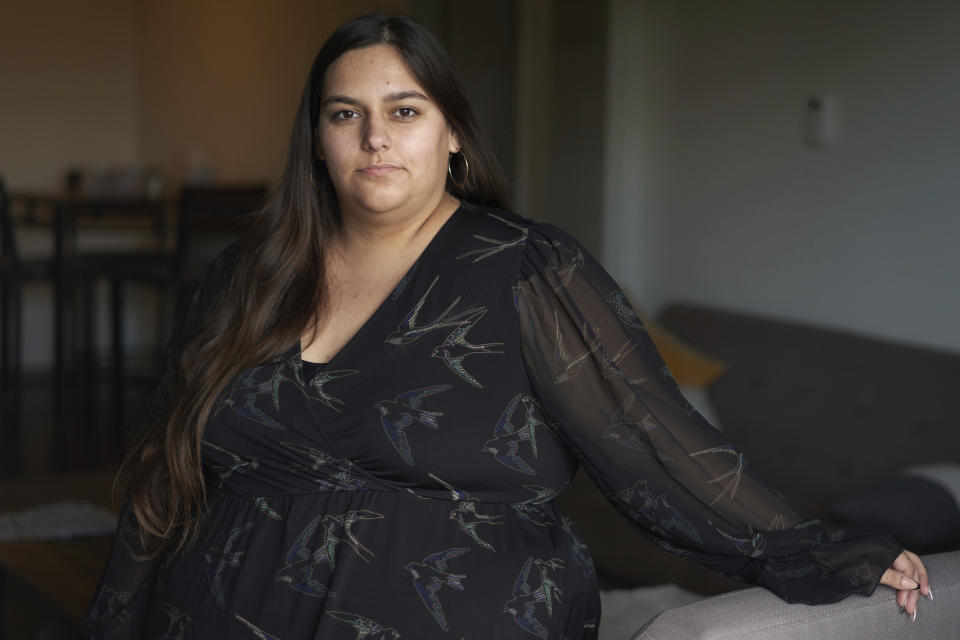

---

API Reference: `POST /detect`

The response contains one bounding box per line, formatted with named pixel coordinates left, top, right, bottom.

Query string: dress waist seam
left=210, top=487, right=560, bottom=507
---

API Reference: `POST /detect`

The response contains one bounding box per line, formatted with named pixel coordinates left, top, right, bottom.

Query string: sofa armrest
left=633, top=551, right=959, bottom=640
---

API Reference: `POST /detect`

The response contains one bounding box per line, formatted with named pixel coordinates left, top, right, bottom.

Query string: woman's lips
left=360, top=164, right=400, bottom=176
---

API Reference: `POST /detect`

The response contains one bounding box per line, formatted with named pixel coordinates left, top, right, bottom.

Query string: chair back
left=174, top=183, right=268, bottom=300
left=0, top=176, right=19, bottom=268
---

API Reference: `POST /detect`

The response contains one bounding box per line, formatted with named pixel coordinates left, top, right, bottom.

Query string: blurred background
left=2, top=0, right=959, bottom=638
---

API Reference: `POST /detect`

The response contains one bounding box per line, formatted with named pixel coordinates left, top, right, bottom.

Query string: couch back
left=658, top=303, right=960, bottom=516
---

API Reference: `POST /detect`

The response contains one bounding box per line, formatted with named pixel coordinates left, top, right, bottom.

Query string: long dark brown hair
left=125, top=13, right=508, bottom=558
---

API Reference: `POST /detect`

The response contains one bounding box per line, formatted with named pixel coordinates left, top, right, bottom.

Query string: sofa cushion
left=645, top=319, right=727, bottom=389
left=621, top=293, right=727, bottom=389
left=828, top=464, right=960, bottom=553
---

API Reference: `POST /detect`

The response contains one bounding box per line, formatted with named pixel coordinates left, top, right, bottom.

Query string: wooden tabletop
left=0, top=471, right=118, bottom=623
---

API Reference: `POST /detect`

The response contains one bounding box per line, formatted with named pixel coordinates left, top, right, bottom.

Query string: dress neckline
left=296, top=202, right=465, bottom=371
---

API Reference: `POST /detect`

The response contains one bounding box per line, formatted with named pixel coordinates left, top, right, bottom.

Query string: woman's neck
left=331, top=192, right=459, bottom=268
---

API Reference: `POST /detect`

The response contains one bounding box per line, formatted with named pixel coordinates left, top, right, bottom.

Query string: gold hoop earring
left=448, top=152, right=469, bottom=189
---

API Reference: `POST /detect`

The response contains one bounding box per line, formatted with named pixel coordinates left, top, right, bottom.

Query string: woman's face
left=317, top=44, right=459, bottom=219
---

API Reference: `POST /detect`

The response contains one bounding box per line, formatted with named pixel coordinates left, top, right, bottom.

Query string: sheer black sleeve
left=515, top=223, right=902, bottom=604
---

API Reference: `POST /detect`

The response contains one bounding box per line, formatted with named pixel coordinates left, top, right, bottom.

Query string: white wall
left=605, top=0, right=960, bottom=353
left=0, top=0, right=140, bottom=190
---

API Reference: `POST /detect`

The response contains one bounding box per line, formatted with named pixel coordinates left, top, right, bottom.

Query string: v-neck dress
left=85, top=202, right=901, bottom=639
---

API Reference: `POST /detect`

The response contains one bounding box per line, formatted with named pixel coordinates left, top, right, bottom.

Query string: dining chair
left=0, top=176, right=56, bottom=474
left=172, top=184, right=268, bottom=316
left=69, top=227, right=172, bottom=452
left=67, top=183, right=267, bottom=463
left=3, top=188, right=175, bottom=469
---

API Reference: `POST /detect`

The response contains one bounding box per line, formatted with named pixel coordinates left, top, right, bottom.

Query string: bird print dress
left=85, top=202, right=902, bottom=639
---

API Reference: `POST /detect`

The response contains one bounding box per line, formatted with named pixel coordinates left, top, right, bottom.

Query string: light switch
left=802, top=94, right=837, bottom=147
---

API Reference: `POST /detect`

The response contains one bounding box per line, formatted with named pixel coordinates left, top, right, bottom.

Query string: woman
left=86, top=13, right=931, bottom=639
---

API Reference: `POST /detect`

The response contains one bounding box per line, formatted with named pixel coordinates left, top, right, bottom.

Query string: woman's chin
left=346, top=188, right=438, bottom=217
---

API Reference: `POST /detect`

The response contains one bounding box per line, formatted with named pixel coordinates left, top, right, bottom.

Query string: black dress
left=85, top=202, right=902, bottom=639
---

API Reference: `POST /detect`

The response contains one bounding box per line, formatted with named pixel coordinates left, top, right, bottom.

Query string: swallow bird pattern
left=709, top=520, right=767, bottom=557
left=282, top=441, right=367, bottom=492
left=326, top=611, right=402, bottom=640
left=456, top=213, right=530, bottom=263
left=614, top=480, right=703, bottom=545
left=503, top=556, right=566, bottom=639
left=276, top=509, right=383, bottom=598
left=276, top=514, right=331, bottom=598
left=254, top=497, right=283, bottom=520
left=601, top=392, right=660, bottom=454
left=550, top=311, right=602, bottom=385
left=157, top=603, right=191, bottom=640
left=204, top=522, right=254, bottom=608
left=482, top=394, right=546, bottom=475
left=430, top=308, right=503, bottom=388
left=534, top=238, right=584, bottom=290
left=376, top=384, right=452, bottom=466
left=430, top=473, right=504, bottom=551
left=86, top=586, right=133, bottom=628
left=220, top=369, right=287, bottom=430
left=203, top=440, right=259, bottom=479
left=560, top=516, right=595, bottom=577
left=385, top=276, right=481, bottom=345
left=235, top=614, right=282, bottom=640
left=690, top=444, right=748, bottom=505
left=304, top=368, right=359, bottom=411
left=320, top=509, right=384, bottom=569
left=404, top=547, right=470, bottom=631
left=606, top=291, right=645, bottom=330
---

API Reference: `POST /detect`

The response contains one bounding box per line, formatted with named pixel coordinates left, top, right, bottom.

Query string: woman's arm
left=515, top=222, right=924, bottom=608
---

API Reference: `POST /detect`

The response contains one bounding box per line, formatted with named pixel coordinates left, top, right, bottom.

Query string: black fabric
left=830, top=476, right=960, bottom=553
left=85, top=202, right=902, bottom=639
left=300, top=360, right=328, bottom=380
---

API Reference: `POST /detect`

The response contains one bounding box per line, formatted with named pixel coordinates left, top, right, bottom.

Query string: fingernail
left=901, top=577, right=919, bottom=589
left=927, top=587, right=934, bottom=601
left=912, top=610, right=917, bottom=623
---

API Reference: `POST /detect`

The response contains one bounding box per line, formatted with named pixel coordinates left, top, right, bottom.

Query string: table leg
left=82, top=279, right=99, bottom=463
left=53, top=205, right=65, bottom=471
left=0, top=562, right=6, bottom=640
left=111, top=278, right=124, bottom=456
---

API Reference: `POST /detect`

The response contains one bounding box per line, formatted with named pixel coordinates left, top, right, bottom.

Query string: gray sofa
left=634, top=550, right=959, bottom=639
left=555, top=303, right=960, bottom=632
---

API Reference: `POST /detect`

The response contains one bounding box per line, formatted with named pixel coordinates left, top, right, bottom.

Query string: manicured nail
left=926, top=587, right=934, bottom=601
left=912, top=610, right=917, bottom=623
left=901, top=577, right=919, bottom=589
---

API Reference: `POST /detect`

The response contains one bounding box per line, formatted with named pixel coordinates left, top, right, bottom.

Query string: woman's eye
left=394, top=107, right=418, bottom=118
left=332, top=110, right=359, bottom=121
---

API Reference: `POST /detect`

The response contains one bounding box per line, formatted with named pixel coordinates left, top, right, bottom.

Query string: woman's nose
left=362, top=114, right=390, bottom=151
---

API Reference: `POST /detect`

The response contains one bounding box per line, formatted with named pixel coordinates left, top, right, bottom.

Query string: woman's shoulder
left=451, top=202, right=590, bottom=285
left=455, top=201, right=582, bottom=251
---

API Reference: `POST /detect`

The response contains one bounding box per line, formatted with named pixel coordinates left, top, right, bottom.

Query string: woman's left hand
left=879, top=549, right=931, bottom=621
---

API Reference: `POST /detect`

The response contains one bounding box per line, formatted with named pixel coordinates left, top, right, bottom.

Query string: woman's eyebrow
left=383, top=90, right=429, bottom=103
left=323, top=90, right=429, bottom=107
